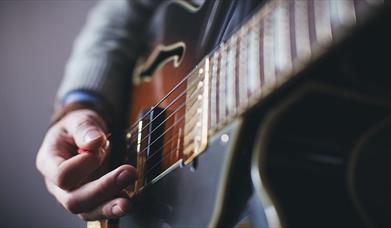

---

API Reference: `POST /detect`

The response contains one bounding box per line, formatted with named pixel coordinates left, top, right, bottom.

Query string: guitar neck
left=127, top=0, right=383, bottom=194
left=182, top=0, right=382, bottom=162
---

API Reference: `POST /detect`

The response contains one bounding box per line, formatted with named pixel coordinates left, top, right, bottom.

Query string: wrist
left=51, top=90, right=112, bottom=128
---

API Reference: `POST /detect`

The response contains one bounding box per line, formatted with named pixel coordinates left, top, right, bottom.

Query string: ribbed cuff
left=57, top=57, right=131, bottom=118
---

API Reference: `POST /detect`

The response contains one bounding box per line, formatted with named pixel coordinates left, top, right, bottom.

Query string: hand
left=36, top=109, right=136, bottom=221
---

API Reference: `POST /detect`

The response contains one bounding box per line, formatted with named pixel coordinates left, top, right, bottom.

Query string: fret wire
left=314, top=0, right=333, bottom=47
left=208, top=57, right=212, bottom=131
left=258, top=19, right=265, bottom=95
left=210, top=52, right=219, bottom=131
left=263, top=8, right=276, bottom=93
left=218, top=43, right=227, bottom=126
left=226, top=36, right=237, bottom=117
left=233, top=32, right=241, bottom=113
left=238, top=26, right=249, bottom=109
left=294, top=0, right=311, bottom=60
left=329, top=0, right=356, bottom=34
left=246, top=21, right=261, bottom=99
left=274, top=0, right=292, bottom=77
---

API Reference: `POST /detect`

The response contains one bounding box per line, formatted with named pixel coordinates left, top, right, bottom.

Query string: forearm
left=56, top=0, right=159, bottom=120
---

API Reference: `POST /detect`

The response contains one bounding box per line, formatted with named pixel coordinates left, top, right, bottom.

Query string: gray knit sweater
left=57, top=0, right=159, bottom=116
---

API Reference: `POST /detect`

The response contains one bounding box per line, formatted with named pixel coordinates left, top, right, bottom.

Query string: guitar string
left=133, top=109, right=186, bottom=161
left=124, top=68, right=203, bottom=146
left=129, top=25, right=260, bottom=163
left=143, top=108, right=198, bottom=165
left=125, top=0, right=280, bottom=135
left=143, top=135, right=194, bottom=181
left=127, top=103, right=185, bottom=161
left=124, top=6, right=262, bottom=146
left=125, top=91, right=190, bottom=149
left=130, top=93, right=204, bottom=166
left=124, top=64, right=204, bottom=135
left=127, top=82, right=206, bottom=153
left=128, top=45, right=229, bottom=161
left=139, top=1, right=328, bottom=186
left=142, top=124, right=184, bottom=163
left=140, top=29, right=270, bottom=178
left=128, top=2, right=277, bottom=176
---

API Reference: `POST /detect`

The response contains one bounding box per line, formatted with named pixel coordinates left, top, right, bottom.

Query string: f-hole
left=134, top=42, right=186, bottom=83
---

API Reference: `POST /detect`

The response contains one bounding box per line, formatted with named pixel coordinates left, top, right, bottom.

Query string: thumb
left=63, top=110, right=107, bottom=150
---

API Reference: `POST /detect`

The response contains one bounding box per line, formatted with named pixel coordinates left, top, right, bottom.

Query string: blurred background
left=0, top=1, right=96, bottom=227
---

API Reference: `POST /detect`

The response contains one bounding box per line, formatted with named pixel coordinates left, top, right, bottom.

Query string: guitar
left=89, top=0, right=390, bottom=227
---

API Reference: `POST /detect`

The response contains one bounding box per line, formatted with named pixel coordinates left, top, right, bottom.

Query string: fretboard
left=182, top=0, right=383, bottom=163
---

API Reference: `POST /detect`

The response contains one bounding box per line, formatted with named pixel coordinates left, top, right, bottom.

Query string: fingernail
left=116, top=170, right=133, bottom=188
left=84, top=129, right=102, bottom=143
left=112, top=205, right=125, bottom=217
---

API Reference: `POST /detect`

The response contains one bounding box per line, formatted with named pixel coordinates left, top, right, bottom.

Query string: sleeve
left=56, top=0, right=160, bottom=120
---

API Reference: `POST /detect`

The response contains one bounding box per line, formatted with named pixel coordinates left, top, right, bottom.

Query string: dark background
left=0, top=1, right=96, bottom=227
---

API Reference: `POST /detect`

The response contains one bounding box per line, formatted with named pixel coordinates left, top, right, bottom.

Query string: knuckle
left=75, top=110, right=106, bottom=131
left=76, top=116, right=96, bottom=132
left=53, top=169, right=72, bottom=191
left=93, top=177, right=113, bottom=200
left=62, top=195, right=81, bottom=214
left=89, top=153, right=104, bottom=169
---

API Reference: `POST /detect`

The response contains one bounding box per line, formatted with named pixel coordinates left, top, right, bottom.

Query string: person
left=36, top=0, right=261, bottom=222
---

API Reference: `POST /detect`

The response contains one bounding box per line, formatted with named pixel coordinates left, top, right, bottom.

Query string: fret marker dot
left=221, top=134, right=229, bottom=144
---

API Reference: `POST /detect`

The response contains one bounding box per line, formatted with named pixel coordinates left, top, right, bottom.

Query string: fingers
left=46, top=165, right=136, bottom=216
left=56, top=145, right=108, bottom=189
left=78, top=198, right=131, bottom=221
left=37, top=109, right=136, bottom=221
left=37, top=130, right=109, bottom=190
left=62, top=109, right=107, bottom=150
left=36, top=109, right=110, bottom=190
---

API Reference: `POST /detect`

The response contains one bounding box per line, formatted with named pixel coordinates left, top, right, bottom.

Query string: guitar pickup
left=135, top=107, right=166, bottom=189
